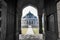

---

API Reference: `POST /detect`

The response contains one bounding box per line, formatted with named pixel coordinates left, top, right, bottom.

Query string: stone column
left=38, top=0, right=44, bottom=34
left=1, top=0, right=7, bottom=40
left=39, top=15, right=43, bottom=33
left=5, top=0, right=17, bottom=40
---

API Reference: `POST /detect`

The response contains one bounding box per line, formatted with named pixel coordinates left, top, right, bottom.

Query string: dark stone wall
left=5, top=0, right=17, bottom=40
left=17, top=0, right=44, bottom=34
left=0, top=0, right=2, bottom=39
left=1, top=1, right=7, bottom=40
left=44, top=0, right=58, bottom=40
left=0, top=0, right=59, bottom=40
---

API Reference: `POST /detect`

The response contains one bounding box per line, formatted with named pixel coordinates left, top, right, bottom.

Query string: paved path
left=19, top=34, right=43, bottom=40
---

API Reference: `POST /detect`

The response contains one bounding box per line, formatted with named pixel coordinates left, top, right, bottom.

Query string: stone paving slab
left=19, top=34, right=43, bottom=40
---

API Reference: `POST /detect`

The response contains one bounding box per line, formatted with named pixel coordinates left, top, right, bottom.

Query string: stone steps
left=19, top=34, right=43, bottom=40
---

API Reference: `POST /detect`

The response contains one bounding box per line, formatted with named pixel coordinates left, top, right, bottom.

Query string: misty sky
left=22, top=6, right=44, bottom=23
left=22, top=6, right=38, bottom=18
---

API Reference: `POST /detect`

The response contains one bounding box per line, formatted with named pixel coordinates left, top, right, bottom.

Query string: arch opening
left=21, top=5, right=39, bottom=34
left=19, top=5, right=44, bottom=40
left=22, top=5, right=38, bottom=18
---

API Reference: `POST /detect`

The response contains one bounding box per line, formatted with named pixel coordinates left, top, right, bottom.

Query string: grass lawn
left=21, top=28, right=39, bottom=35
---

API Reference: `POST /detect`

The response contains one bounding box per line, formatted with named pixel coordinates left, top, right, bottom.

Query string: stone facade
left=21, top=12, right=39, bottom=28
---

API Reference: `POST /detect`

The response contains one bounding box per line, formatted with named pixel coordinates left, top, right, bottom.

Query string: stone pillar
left=38, top=0, right=44, bottom=34
left=57, top=1, right=60, bottom=39
left=16, top=0, right=22, bottom=40
left=5, top=0, right=17, bottom=40
left=39, top=15, right=43, bottom=33
left=44, top=0, right=58, bottom=40
left=1, top=0, right=7, bottom=40
left=17, top=0, right=22, bottom=34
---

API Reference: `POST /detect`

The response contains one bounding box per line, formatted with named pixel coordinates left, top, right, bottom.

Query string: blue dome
left=23, top=12, right=37, bottom=18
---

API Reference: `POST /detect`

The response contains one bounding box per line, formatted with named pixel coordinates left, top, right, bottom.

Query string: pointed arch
left=22, top=5, right=38, bottom=18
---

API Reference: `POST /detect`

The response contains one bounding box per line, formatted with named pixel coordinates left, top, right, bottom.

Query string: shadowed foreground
left=19, top=34, right=43, bottom=40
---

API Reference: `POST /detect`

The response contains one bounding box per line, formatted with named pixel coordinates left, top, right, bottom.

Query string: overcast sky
left=20, top=6, right=44, bottom=34
left=22, top=6, right=38, bottom=18
left=22, top=5, right=44, bottom=23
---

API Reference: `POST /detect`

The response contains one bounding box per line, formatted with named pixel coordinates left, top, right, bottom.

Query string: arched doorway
left=16, top=0, right=44, bottom=40
left=21, top=5, right=39, bottom=35
left=17, top=4, right=44, bottom=40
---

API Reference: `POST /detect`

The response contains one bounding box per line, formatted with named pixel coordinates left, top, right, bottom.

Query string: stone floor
left=19, top=34, right=44, bottom=40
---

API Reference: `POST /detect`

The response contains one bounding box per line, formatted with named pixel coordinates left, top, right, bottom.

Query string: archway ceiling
left=56, top=0, right=60, bottom=2
left=4, top=0, right=60, bottom=3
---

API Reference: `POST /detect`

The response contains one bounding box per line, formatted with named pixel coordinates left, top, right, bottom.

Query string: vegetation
left=21, top=28, right=39, bottom=35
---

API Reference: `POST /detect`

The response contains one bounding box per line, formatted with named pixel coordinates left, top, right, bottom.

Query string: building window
left=32, top=21, right=33, bottom=24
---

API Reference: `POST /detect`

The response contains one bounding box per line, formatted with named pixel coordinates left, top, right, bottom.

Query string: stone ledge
left=19, top=34, right=43, bottom=40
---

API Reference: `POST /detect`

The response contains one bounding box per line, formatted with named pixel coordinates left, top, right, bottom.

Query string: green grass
left=21, top=28, right=39, bottom=35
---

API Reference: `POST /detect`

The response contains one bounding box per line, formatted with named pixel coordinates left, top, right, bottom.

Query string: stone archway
left=1, top=0, right=59, bottom=40
left=17, top=0, right=44, bottom=34
left=16, top=0, right=44, bottom=40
